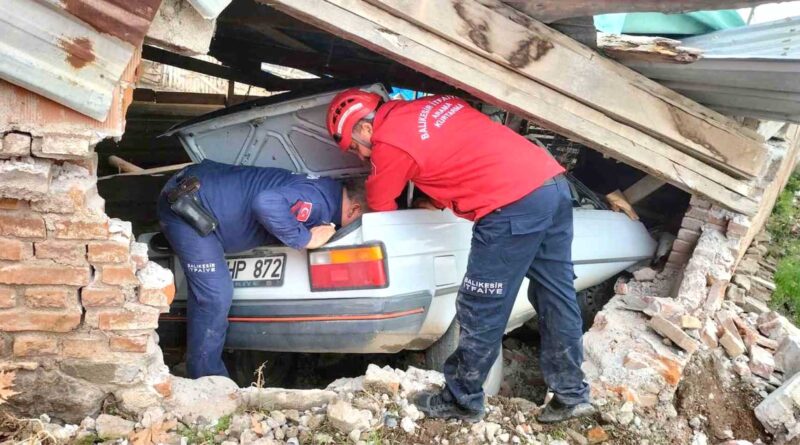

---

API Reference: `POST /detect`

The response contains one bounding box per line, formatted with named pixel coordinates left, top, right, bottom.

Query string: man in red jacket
left=327, top=88, right=594, bottom=423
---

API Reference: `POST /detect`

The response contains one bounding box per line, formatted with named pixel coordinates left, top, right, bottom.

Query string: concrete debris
left=749, top=345, right=775, bottom=379
left=649, top=314, right=699, bottom=353
left=326, top=399, right=373, bottom=434
left=364, top=364, right=401, bottom=396
left=755, top=372, right=800, bottom=439
left=774, top=336, right=800, bottom=377
left=0, top=157, right=52, bottom=200
left=95, top=414, right=135, bottom=439
left=146, top=0, right=217, bottom=55
left=163, top=375, right=239, bottom=425
left=732, top=275, right=752, bottom=292
left=720, top=331, right=747, bottom=358
left=633, top=266, right=658, bottom=282
left=681, top=315, right=702, bottom=330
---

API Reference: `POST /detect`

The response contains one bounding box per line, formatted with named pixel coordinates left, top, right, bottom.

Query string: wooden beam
left=264, top=0, right=758, bottom=215
left=141, top=45, right=326, bottom=91
left=598, top=34, right=703, bottom=64
left=623, top=175, right=667, bottom=205
left=108, top=156, right=144, bottom=173
left=499, top=1, right=782, bottom=23
left=368, top=0, right=766, bottom=178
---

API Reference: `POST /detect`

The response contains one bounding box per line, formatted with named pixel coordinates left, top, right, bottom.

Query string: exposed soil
left=676, top=352, right=771, bottom=443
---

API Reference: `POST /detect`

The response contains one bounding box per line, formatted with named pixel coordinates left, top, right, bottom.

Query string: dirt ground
left=676, top=352, right=771, bottom=443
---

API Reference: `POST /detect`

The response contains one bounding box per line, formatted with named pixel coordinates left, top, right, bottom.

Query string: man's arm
left=366, top=144, right=419, bottom=211
left=252, top=187, right=322, bottom=250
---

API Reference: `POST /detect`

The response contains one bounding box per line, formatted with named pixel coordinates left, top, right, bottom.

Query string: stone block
left=101, top=263, right=138, bottom=286
left=0, top=308, right=81, bottom=332
left=81, top=285, right=125, bottom=307
left=326, top=398, right=373, bottom=434
left=755, top=372, right=800, bottom=436
left=164, top=376, right=240, bottom=425
left=364, top=364, right=401, bottom=396
left=732, top=274, right=752, bottom=292
left=633, top=267, right=657, bottom=282
left=24, top=287, right=72, bottom=308
left=0, top=286, right=15, bottom=309
left=95, top=414, right=135, bottom=440
left=649, top=314, right=699, bottom=353
left=737, top=257, right=760, bottom=275
left=0, top=260, right=90, bottom=286
left=744, top=297, right=770, bottom=315
left=13, top=334, right=57, bottom=356
left=88, top=241, right=129, bottom=263
left=0, top=212, right=46, bottom=239
left=1, top=132, right=32, bottom=158
left=4, top=368, right=107, bottom=424
left=34, top=240, right=87, bottom=266
left=60, top=358, right=141, bottom=385
left=775, top=336, right=800, bottom=377
left=750, top=345, right=775, bottom=379
left=727, top=285, right=746, bottom=305
left=0, top=157, right=52, bottom=200
left=0, top=237, right=32, bottom=260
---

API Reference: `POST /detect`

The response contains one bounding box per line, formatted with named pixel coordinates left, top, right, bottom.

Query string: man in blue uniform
left=157, top=160, right=366, bottom=378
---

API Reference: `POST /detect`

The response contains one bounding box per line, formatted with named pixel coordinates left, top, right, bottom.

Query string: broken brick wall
left=0, top=52, right=175, bottom=423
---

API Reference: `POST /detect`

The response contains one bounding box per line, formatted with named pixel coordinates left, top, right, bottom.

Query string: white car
left=145, top=84, right=657, bottom=388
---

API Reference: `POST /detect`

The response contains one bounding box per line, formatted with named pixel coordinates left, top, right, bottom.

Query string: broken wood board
left=624, top=175, right=667, bottom=205
left=368, top=0, right=766, bottom=178
left=598, top=34, right=703, bottom=64
left=265, top=0, right=758, bottom=215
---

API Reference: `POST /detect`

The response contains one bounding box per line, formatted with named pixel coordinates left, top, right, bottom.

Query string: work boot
left=413, top=389, right=485, bottom=423
left=536, top=398, right=596, bottom=424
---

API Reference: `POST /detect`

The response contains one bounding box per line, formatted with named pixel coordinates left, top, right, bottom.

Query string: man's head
left=326, top=88, right=382, bottom=160
left=341, top=178, right=368, bottom=227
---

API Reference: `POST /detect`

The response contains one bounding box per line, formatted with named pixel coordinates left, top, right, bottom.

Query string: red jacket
left=366, top=95, right=565, bottom=221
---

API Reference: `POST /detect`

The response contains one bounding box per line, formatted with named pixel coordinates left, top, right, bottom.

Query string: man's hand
left=306, top=224, right=336, bottom=249
left=412, top=197, right=439, bottom=211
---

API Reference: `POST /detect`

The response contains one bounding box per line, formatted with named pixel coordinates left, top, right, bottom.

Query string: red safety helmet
left=326, top=88, right=382, bottom=151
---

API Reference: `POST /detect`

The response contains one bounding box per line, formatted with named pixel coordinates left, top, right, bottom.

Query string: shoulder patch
left=291, top=200, right=313, bottom=222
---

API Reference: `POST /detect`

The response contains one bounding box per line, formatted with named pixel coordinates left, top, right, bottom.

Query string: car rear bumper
left=157, top=291, right=433, bottom=353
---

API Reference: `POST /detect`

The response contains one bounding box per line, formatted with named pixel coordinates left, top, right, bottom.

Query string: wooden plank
left=368, top=0, right=766, bottom=178
left=598, top=34, right=703, bottom=64
left=623, top=175, right=667, bottom=205
left=499, top=1, right=779, bottom=24
left=264, top=0, right=758, bottom=215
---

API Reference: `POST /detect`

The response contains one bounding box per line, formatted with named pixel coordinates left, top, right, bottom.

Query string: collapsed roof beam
left=142, top=45, right=329, bottom=91
left=498, top=0, right=783, bottom=23
left=264, top=0, right=760, bottom=215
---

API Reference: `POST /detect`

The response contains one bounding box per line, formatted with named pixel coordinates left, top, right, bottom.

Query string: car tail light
left=309, top=243, right=388, bottom=291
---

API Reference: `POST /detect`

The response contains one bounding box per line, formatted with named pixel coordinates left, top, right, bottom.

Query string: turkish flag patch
left=291, top=200, right=312, bottom=222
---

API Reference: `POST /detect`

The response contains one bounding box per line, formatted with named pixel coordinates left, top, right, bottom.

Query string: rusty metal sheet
left=0, top=0, right=155, bottom=121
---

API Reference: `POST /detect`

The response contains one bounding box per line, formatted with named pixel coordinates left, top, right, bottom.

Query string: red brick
left=685, top=206, right=710, bottom=221
left=50, top=218, right=109, bottom=240
left=668, top=250, right=691, bottom=265
left=672, top=239, right=696, bottom=254
left=681, top=216, right=703, bottom=232
left=97, top=308, right=160, bottom=330
left=0, top=198, right=25, bottom=210
left=705, top=280, right=728, bottom=313
left=24, top=287, right=72, bottom=308
left=0, top=333, right=11, bottom=357
left=139, top=283, right=175, bottom=307
left=109, top=334, right=150, bottom=353
left=0, top=237, right=32, bottom=260
left=1, top=132, right=32, bottom=157
left=101, top=264, right=138, bottom=286
left=0, top=286, right=15, bottom=309
left=0, top=308, right=81, bottom=332
left=727, top=220, right=751, bottom=238
left=0, top=261, right=90, bottom=286
left=31, top=187, right=91, bottom=214
left=689, top=195, right=712, bottom=209
left=88, top=241, right=129, bottom=263
left=81, top=286, right=125, bottom=307
left=62, top=336, right=108, bottom=358
left=0, top=213, right=45, bottom=238
left=677, top=228, right=701, bottom=244
left=13, top=334, right=57, bottom=357
left=34, top=240, right=86, bottom=265
left=154, top=378, right=172, bottom=398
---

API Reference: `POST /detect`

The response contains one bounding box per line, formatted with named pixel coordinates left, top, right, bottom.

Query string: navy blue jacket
left=166, top=160, right=342, bottom=252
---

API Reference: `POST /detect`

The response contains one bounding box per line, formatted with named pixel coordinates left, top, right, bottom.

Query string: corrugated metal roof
left=622, top=16, right=800, bottom=123
left=0, top=0, right=159, bottom=121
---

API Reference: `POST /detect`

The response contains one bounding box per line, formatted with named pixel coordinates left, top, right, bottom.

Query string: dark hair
left=343, top=178, right=368, bottom=209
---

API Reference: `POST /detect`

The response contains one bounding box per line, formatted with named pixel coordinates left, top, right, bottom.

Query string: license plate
left=226, top=254, right=286, bottom=288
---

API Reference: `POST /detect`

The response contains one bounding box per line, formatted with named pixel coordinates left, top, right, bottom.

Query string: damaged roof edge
left=0, top=0, right=149, bottom=121
left=185, top=0, right=233, bottom=19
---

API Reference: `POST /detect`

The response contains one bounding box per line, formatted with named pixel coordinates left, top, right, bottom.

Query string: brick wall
left=0, top=54, right=176, bottom=423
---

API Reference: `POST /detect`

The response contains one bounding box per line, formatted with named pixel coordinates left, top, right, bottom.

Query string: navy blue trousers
left=443, top=176, right=590, bottom=412
left=157, top=193, right=232, bottom=379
